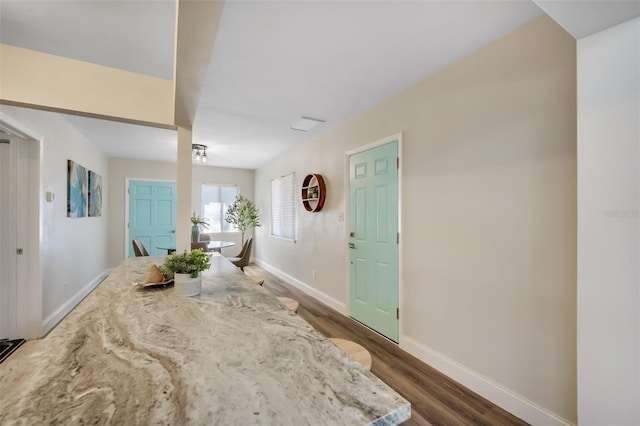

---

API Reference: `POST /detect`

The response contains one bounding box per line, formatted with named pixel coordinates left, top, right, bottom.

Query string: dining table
left=205, top=240, right=235, bottom=253
left=157, top=240, right=235, bottom=254
left=0, top=254, right=411, bottom=424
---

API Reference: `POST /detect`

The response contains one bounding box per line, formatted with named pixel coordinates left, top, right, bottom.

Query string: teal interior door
left=128, top=180, right=176, bottom=257
left=349, top=140, right=399, bottom=342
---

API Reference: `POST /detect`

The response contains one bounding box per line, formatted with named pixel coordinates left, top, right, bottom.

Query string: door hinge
left=397, top=233, right=399, bottom=244
left=396, top=308, right=399, bottom=319
left=396, top=157, right=399, bottom=169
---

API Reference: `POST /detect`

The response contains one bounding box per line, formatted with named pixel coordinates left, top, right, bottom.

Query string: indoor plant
left=161, top=249, right=211, bottom=297
left=225, top=195, right=260, bottom=245
left=190, top=212, right=209, bottom=242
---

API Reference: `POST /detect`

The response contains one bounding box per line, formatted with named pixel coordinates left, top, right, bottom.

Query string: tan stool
left=248, top=276, right=264, bottom=286
left=276, top=296, right=299, bottom=313
left=328, top=338, right=372, bottom=370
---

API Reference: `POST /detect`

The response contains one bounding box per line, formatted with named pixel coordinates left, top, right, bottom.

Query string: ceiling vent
left=289, top=116, right=325, bottom=132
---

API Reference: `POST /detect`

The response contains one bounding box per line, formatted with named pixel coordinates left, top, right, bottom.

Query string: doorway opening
left=0, top=119, right=41, bottom=341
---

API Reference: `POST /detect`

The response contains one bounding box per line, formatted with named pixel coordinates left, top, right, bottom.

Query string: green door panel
left=349, top=140, right=399, bottom=342
left=128, top=181, right=176, bottom=257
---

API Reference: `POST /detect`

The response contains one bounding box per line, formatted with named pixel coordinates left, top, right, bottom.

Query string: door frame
left=0, top=112, right=43, bottom=340
left=124, top=177, right=176, bottom=259
left=344, top=133, right=403, bottom=344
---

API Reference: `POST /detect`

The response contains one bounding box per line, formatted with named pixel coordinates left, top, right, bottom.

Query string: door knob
left=169, top=230, right=176, bottom=234
left=348, top=242, right=355, bottom=249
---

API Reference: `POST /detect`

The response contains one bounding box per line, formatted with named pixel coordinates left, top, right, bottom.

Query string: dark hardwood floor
left=243, top=264, right=529, bottom=426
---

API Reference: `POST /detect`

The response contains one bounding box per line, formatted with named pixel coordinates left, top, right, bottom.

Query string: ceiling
left=1, top=0, right=638, bottom=170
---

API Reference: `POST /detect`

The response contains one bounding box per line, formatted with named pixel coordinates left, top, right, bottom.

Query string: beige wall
left=255, top=16, right=577, bottom=424
left=0, top=44, right=174, bottom=127
left=107, top=158, right=254, bottom=267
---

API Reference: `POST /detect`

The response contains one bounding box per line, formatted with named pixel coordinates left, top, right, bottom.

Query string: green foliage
left=162, top=249, right=211, bottom=279
left=190, top=212, right=209, bottom=229
left=225, top=195, right=260, bottom=244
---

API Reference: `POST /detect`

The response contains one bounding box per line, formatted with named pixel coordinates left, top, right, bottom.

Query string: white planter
left=174, top=272, right=201, bottom=297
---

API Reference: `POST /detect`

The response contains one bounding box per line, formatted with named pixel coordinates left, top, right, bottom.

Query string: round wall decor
left=301, top=174, right=326, bottom=212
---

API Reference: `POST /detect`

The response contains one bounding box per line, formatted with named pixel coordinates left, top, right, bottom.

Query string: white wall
left=577, top=17, right=640, bottom=425
left=0, top=105, right=109, bottom=335
left=255, top=16, right=577, bottom=424
left=107, top=158, right=255, bottom=266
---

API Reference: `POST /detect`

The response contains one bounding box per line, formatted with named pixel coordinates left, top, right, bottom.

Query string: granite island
left=0, top=255, right=410, bottom=425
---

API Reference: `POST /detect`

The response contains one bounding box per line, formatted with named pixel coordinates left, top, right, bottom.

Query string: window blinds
left=201, top=184, right=238, bottom=233
left=271, top=173, right=295, bottom=240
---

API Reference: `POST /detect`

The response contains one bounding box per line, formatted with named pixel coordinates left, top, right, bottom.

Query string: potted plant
left=161, top=249, right=211, bottom=297
left=225, top=195, right=260, bottom=245
left=190, top=212, right=209, bottom=242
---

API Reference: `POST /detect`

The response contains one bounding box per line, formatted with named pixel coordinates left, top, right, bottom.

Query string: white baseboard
left=41, top=269, right=113, bottom=336
left=400, top=336, right=575, bottom=426
left=255, top=259, right=347, bottom=315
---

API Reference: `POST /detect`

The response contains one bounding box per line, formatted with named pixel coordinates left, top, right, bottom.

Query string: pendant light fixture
left=192, top=144, right=208, bottom=163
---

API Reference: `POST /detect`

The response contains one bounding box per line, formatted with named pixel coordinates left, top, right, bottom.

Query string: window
left=201, top=184, right=238, bottom=233
left=271, top=173, right=295, bottom=240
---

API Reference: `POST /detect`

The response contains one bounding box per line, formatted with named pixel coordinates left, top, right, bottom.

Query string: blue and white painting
left=88, top=170, right=102, bottom=217
left=67, top=160, right=87, bottom=218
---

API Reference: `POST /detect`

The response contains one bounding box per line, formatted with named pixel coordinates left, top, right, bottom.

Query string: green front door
left=349, top=140, right=399, bottom=342
left=128, top=180, right=176, bottom=257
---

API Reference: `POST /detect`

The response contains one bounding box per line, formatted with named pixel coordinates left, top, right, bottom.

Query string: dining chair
left=132, top=239, right=150, bottom=257
left=191, top=241, right=209, bottom=252
left=226, top=237, right=253, bottom=271
left=199, top=234, right=211, bottom=242
left=229, top=237, right=252, bottom=259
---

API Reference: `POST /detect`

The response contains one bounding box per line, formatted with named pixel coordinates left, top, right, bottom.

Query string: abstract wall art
left=67, top=159, right=87, bottom=218
left=88, top=170, right=102, bottom=217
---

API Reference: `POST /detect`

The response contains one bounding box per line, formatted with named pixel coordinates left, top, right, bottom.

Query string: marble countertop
left=0, top=255, right=410, bottom=425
